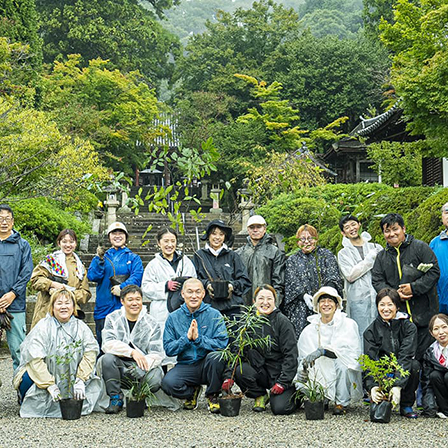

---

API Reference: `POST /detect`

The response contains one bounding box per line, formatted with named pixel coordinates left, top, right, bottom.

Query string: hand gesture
left=370, top=386, right=384, bottom=404
left=167, top=280, right=181, bottom=292
left=111, top=285, right=121, bottom=297
left=188, top=319, right=198, bottom=341
left=0, top=292, right=15, bottom=312
left=132, top=350, right=150, bottom=371
left=48, top=384, right=61, bottom=402
left=96, top=246, right=106, bottom=260
left=73, top=378, right=86, bottom=400
left=398, top=283, right=412, bottom=300
left=206, top=283, right=214, bottom=298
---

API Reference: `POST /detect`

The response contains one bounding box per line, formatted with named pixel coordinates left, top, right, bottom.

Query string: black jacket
left=421, top=343, right=448, bottom=415
left=225, top=309, right=298, bottom=388
left=363, top=315, right=417, bottom=390
left=372, top=234, right=440, bottom=327
left=193, top=247, right=251, bottom=313
left=235, top=234, right=285, bottom=306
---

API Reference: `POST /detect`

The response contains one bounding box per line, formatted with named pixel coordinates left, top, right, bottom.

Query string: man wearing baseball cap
left=88, top=221, right=143, bottom=349
left=236, top=215, right=285, bottom=306
left=295, top=286, right=362, bottom=415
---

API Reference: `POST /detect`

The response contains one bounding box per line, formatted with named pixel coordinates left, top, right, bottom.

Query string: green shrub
left=353, top=186, right=438, bottom=243
left=405, top=187, right=448, bottom=243
left=319, top=225, right=344, bottom=254
left=256, top=183, right=447, bottom=254
left=11, top=198, right=91, bottom=247
left=258, top=196, right=340, bottom=239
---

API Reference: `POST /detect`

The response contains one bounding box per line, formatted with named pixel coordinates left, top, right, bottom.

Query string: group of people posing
left=2, top=201, right=448, bottom=419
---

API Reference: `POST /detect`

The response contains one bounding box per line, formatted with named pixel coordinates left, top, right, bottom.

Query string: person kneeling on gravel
left=296, top=287, right=363, bottom=415
left=161, top=278, right=228, bottom=413
left=99, top=285, right=164, bottom=414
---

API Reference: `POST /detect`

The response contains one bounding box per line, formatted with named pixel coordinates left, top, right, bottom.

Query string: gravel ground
left=0, top=352, right=447, bottom=448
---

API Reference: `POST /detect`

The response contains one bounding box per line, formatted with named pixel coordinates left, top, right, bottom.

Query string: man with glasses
left=236, top=215, right=285, bottom=306
left=0, top=204, right=33, bottom=370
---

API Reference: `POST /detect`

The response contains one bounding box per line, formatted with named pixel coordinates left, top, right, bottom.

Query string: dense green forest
left=1, top=0, right=447, bottom=249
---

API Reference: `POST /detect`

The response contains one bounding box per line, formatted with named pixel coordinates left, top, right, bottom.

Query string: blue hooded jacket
left=87, top=246, right=143, bottom=320
left=0, top=230, right=33, bottom=313
left=163, top=302, right=228, bottom=364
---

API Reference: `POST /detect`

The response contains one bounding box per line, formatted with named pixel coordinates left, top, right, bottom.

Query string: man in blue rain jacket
left=162, top=278, right=228, bottom=414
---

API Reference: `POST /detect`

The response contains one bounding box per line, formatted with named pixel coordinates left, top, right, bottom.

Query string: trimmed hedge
left=257, top=184, right=448, bottom=254
left=7, top=198, right=91, bottom=264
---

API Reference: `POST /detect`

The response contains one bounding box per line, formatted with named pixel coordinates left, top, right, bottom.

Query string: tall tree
left=0, top=0, right=42, bottom=67
left=265, top=31, right=390, bottom=130
left=40, top=55, right=162, bottom=173
left=362, top=0, right=395, bottom=38
left=176, top=0, right=300, bottom=109
left=380, top=0, right=448, bottom=155
left=36, top=0, right=180, bottom=84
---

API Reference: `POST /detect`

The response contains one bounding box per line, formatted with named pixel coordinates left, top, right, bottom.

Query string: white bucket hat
left=312, top=286, right=342, bottom=313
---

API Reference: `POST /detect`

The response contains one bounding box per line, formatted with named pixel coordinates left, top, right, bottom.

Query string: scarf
left=40, top=250, right=85, bottom=281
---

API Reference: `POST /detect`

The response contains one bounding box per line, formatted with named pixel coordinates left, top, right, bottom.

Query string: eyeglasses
left=299, top=237, right=316, bottom=243
left=0, top=217, right=13, bottom=223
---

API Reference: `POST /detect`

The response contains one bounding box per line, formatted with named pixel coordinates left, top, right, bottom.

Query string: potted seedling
left=295, top=370, right=327, bottom=420
left=122, top=367, right=156, bottom=418
left=358, top=353, right=409, bottom=423
left=54, top=339, right=84, bottom=420
left=218, top=305, right=271, bottom=417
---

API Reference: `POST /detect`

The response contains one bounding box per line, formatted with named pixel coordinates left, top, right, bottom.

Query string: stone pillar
left=201, top=179, right=209, bottom=201
left=210, top=184, right=222, bottom=214
left=118, top=190, right=132, bottom=214
left=104, top=186, right=120, bottom=227
left=238, top=187, right=254, bottom=234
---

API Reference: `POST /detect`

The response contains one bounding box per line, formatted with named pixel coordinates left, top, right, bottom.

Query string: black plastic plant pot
left=218, top=396, right=242, bottom=417
left=211, top=280, right=229, bottom=300
left=304, top=400, right=325, bottom=420
left=370, top=400, right=392, bottom=423
left=59, top=398, right=83, bottom=420
left=126, top=398, right=145, bottom=418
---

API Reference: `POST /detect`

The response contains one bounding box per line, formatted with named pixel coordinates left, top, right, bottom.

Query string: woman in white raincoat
left=142, top=228, right=196, bottom=364
left=13, top=289, right=101, bottom=418
left=296, top=286, right=363, bottom=415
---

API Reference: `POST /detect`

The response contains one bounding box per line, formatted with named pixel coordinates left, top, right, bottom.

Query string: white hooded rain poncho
left=297, top=309, right=363, bottom=405
left=99, top=305, right=181, bottom=410
left=13, top=315, right=101, bottom=418
left=337, top=231, right=382, bottom=338
left=142, top=252, right=196, bottom=365
left=102, top=305, right=164, bottom=367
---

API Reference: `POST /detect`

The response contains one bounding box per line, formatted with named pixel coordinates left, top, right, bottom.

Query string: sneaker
left=437, top=411, right=448, bottom=419
left=253, top=394, right=269, bottom=412
left=333, top=404, right=347, bottom=415
left=207, top=395, right=220, bottom=414
left=400, top=406, right=418, bottom=419
left=183, top=385, right=202, bottom=410
left=105, top=394, right=123, bottom=414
